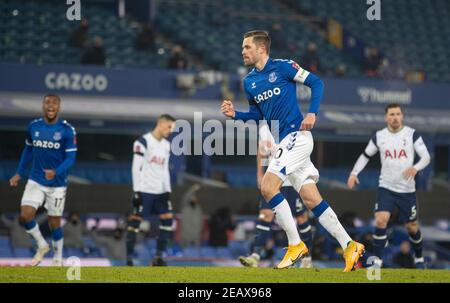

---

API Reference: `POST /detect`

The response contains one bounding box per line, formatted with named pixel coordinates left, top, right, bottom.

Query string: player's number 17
left=54, top=197, right=64, bottom=209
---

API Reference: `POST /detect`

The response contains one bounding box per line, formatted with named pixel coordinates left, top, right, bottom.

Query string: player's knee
left=159, top=217, right=174, bottom=232
left=375, top=217, right=388, bottom=228
left=48, top=217, right=61, bottom=229
left=406, top=221, right=418, bottom=234
left=19, top=212, right=34, bottom=225
left=18, top=215, right=30, bottom=226
left=159, top=212, right=173, bottom=220
left=259, top=210, right=274, bottom=222
left=128, top=214, right=142, bottom=221
left=296, top=213, right=308, bottom=225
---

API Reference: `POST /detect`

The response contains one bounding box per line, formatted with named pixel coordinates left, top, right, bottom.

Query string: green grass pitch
left=0, top=267, right=449, bottom=283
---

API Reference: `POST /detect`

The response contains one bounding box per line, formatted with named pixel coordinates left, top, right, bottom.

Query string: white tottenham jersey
left=132, top=132, right=171, bottom=194
left=351, top=126, right=431, bottom=193
left=259, top=122, right=292, bottom=187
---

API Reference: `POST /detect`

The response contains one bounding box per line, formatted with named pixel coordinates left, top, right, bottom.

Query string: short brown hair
left=243, top=30, right=271, bottom=54
left=384, top=103, right=402, bottom=114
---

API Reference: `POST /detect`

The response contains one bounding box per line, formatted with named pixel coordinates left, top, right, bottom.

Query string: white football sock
left=273, top=200, right=301, bottom=245
left=26, top=225, right=47, bottom=248
left=318, top=207, right=352, bottom=249
left=52, top=239, right=64, bottom=261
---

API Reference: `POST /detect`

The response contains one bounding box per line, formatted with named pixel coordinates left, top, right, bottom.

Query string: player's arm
left=403, top=132, right=431, bottom=180
left=131, top=140, right=145, bottom=193
left=49, top=127, right=77, bottom=180
left=256, top=148, right=264, bottom=189
left=300, top=72, right=324, bottom=116
left=256, top=123, right=274, bottom=187
left=280, top=61, right=324, bottom=130
left=10, top=125, right=34, bottom=186
left=222, top=81, right=263, bottom=122
left=347, top=135, right=379, bottom=189
left=131, top=139, right=146, bottom=212
left=221, top=100, right=262, bottom=122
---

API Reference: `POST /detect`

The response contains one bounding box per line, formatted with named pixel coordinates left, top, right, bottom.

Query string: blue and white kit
left=17, top=118, right=77, bottom=216
left=235, top=58, right=324, bottom=191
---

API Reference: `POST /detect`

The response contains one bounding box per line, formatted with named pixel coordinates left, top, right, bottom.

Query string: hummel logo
left=251, top=82, right=256, bottom=89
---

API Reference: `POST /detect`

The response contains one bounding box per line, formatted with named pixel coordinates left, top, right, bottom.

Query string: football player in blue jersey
left=239, top=122, right=314, bottom=268
left=221, top=30, right=364, bottom=271
left=9, top=94, right=77, bottom=266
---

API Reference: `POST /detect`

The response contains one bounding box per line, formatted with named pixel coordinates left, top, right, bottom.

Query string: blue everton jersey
left=242, top=58, right=311, bottom=141
left=25, top=118, right=77, bottom=187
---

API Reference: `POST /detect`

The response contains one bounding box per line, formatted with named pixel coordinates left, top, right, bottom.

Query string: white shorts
left=267, top=131, right=320, bottom=192
left=21, top=180, right=67, bottom=217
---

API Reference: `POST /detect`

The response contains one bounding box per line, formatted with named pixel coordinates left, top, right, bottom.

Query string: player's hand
left=43, top=169, right=56, bottom=180
left=221, top=100, right=235, bottom=118
left=300, top=113, right=316, bottom=131
left=9, top=174, right=21, bottom=187
left=347, top=175, right=359, bottom=189
left=258, top=140, right=274, bottom=157
left=132, top=192, right=143, bottom=208
left=403, top=167, right=417, bottom=181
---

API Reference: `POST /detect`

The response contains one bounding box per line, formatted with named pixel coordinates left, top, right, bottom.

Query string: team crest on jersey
left=251, top=82, right=256, bottom=89
left=268, top=72, right=277, bottom=83
left=34, top=131, right=40, bottom=137
left=53, top=132, right=62, bottom=141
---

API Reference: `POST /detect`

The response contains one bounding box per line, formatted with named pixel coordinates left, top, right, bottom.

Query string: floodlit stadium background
left=0, top=0, right=449, bottom=269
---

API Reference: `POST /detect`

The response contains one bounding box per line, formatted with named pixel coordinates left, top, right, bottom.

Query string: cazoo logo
left=45, top=72, right=108, bottom=92
left=254, top=87, right=281, bottom=103
left=33, top=140, right=61, bottom=150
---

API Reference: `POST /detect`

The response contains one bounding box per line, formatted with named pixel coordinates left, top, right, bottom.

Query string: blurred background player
left=126, top=114, right=176, bottom=266
left=347, top=103, right=431, bottom=268
left=9, top=94, right=77, bottom=266
left=239, top=122, right=314, bottom=268
left=221, top=30, right=364, bottom=271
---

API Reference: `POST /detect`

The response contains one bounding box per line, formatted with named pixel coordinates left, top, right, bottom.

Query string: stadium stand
left=155, top=0, right=362, bottom=75
left=283, top=0, right=450, bottom=82
left=0, top=0, right=170, bottom=69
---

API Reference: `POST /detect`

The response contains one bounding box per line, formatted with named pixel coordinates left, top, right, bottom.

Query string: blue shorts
left=375, top=187, right=418, bottom=223
left=132, top=192, right=172, bottom=217
left=259, top=186, right=307, bottom=216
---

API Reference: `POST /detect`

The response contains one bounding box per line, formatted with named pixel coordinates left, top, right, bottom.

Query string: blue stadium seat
left=200, top=246, right=218, bottom=258
left=135, top=243, right=151, bottom=260
left=13, top=248, right=33, bottom=258
left=182, top=246, right=201, bottom=258
left=216, top=247, right=232, bottom=259
left=66, top=247, right=85, bottom=258
left=228, top=240, right=249, bottom=258
left=0, top=236, right=13, bottom=257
